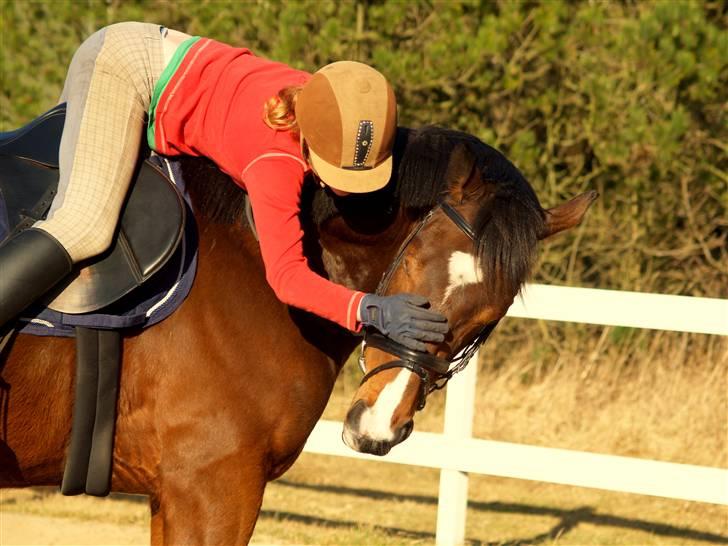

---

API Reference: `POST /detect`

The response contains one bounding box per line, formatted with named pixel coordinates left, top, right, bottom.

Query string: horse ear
left=446, top=144, right=478, bottom=203
left=540, top=190, right=599, bottom=239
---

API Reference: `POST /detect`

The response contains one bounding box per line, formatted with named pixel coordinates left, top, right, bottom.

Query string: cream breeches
left=35, top=22, right=168, bottom=262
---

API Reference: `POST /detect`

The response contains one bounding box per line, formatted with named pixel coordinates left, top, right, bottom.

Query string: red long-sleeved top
left=148, top=37, right=364, bottom=330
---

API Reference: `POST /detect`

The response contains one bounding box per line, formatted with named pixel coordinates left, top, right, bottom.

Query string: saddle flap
left=0, top=103, right=64, bottom=168
left=1, top=104, right=187, bottom=315
left=122, top=160, right=185, bottom=278
left=0, top=156, right=58, bottom=232
left=45, top=159, right=186, bottom=313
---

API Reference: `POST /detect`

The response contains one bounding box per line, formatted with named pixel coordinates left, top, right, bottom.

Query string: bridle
left=358, top=200, right=500, bottom=410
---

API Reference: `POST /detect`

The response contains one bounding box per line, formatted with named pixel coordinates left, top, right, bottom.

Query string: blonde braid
left=263, top=86, right=303, bottom=133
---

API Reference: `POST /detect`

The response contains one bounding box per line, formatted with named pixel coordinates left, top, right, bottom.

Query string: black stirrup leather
left=0, top=104, right=186, bottom=314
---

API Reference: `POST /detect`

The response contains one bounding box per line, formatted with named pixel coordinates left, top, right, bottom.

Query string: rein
left=358, top=200, right=499, bottom=410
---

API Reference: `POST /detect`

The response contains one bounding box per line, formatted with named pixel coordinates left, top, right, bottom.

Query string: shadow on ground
left=265, top=480, right=728, bottom=546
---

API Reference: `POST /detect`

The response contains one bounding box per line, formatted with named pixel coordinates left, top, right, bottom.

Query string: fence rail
left=302, top=284, right=728, bottom=546
left=304, top=420, right=728, bottom=506
left=507, top=284, right=727, bottom=335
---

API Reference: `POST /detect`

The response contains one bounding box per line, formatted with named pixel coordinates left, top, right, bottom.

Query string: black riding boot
left=0, top=228, right=73, bottom=326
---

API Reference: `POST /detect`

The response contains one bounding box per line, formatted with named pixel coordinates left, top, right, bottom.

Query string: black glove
left=359, top=293, right=449, bottom=352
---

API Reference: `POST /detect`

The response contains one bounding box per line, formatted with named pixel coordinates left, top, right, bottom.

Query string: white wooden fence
left=303, top=284, right=728, bottom=545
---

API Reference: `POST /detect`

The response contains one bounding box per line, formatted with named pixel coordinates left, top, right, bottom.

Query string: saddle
left=0, top=104, right=187, bottom=497
left=0, top=103, right=186, bottom=313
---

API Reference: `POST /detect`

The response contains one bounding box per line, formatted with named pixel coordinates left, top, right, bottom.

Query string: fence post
left=435, top=350, right=479, bottom=546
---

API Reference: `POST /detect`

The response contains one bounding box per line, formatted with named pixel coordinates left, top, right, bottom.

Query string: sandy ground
left=0, top=513, right=283, bottom=546
left=2, top=464, right=726, bottom=546
left=1, top=512, right=148, bottom=546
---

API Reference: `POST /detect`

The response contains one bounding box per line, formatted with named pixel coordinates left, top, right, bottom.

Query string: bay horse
left=0, top=125, right=596, bottom=544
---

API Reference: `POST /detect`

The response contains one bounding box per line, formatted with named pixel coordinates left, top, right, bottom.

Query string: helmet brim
left=308, top=146, right=392, bottom=194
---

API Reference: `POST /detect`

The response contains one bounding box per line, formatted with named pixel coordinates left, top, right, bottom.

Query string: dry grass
left=469, top=326, right=728, bottom=468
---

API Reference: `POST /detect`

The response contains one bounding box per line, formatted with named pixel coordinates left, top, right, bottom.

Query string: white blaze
left=356, top=369, right=411, bottom=441
left=443, top=251, right=481, bottom=303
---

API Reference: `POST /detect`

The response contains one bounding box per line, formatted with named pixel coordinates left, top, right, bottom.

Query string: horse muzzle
left=342, top=399, right=414, bottom=455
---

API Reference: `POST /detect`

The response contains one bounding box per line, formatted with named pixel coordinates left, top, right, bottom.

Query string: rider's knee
left=76, top=229, right=114, bottom=261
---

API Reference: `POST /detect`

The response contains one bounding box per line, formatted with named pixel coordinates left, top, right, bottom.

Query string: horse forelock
left=471, top=147, right=545, bottom=302
left=472, top=182, right=545, bottom=302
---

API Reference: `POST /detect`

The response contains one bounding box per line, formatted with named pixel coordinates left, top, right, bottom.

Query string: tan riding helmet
left=296, top=61, right=397, bottom=193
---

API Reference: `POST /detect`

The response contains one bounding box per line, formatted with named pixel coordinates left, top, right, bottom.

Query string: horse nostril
left=395, top=420, right=414, bottom=444
left=403, top=420, right=413, bottom=438
left=344, top=399, right=368, bottom=430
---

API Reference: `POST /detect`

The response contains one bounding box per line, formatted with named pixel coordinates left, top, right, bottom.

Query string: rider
left=0, top=22, right=448, bottom=351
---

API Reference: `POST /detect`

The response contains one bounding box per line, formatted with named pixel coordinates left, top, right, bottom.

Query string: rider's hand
left=358, top=293, right=449, bottom=352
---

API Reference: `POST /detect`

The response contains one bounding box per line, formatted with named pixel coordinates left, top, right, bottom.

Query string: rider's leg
left=0, top=22, right=164, bottom=327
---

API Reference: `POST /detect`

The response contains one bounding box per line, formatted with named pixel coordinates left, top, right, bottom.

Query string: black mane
left=178, top=155, right=249, bottom=226
left=181, top=125, right=545, bottom=299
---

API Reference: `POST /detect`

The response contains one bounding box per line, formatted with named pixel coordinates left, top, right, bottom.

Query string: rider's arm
left=244, top=156, right=365, bottom=331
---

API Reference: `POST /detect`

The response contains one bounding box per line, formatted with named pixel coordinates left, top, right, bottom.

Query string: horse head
left=335, top=127, right=598, bottom=455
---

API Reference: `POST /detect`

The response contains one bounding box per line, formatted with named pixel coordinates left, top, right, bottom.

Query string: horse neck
left=314, top=209, right=414, bottom=294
